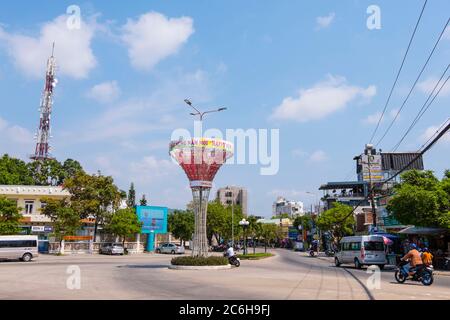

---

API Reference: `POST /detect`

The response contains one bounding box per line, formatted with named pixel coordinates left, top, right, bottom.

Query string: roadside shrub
left=237, top=253, right=274, bottom=260
left=171, top=256, right=228, bottom=266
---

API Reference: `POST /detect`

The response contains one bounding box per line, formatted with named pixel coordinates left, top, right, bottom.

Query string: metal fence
left=48, top=241, right=145, bottom=254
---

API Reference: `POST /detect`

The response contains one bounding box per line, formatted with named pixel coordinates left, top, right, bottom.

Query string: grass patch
left=171, top=256, right=229, bottom=266
left=237, top=253, right=274, bottom=260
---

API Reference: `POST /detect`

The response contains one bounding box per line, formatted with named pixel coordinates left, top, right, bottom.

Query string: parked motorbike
left=394, top=261, right=434, bottom=286
left=223, top=252, right=241, bottom=267
left=325, top=249, right=335, bottom=257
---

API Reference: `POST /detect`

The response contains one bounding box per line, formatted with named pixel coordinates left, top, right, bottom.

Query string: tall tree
left=387, top=170, right=450, bottom=228
left=61, top=159, right=84, bottom=182
left=28, top=159, right=64, bottom=186
left=316, top=203, right=355, bottom=244
left=103, top=208, right=142, bottom=249
left=168, top=210, right=194, bottom=246
left=127, top=183, right=136, bottom=208
left=40, top=198, right=81, bottom=252
left=257, top=223, right=281, bottom=253
left=63, top=172, right=121, bottom=240
left=0, top=154, right=34, bottom=185
left=0, top=196, right=22, bottom=235
left=139, top=194, right=148, bottom=206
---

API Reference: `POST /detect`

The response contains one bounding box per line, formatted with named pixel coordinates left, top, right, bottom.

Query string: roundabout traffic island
left=168, top=256, right=232, bottom=270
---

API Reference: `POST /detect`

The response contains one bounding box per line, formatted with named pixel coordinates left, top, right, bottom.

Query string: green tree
left=206, top=201, right=244, bottom=245
left=28, top=159, right=64, bottom=186
left=316, top=203, right=355, bottom=244
left=40, top=198, right=81, bottom=252
left=104, top=208, right=142, bottom=249
left=258, top=223, right=281, bottom=253
left=61, top=159, right=84, bottom=181
left=387, top=170, right=450, bottom=228
left=139, top=194, right=148, bottom=206
left=0, top=154, right=34, bottom=185
left=0, top=196, right=22, bottom=235
left=63, top=172, right=122, bottom=240
left=168, top=210, right=194, bottom=246
left=293, top=215, right=313, bottom=232
left=127, top=183, right=136, bottom=208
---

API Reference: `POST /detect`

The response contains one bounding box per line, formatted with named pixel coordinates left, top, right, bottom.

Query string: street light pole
left=184, top=99, right=227, bottom=122
left=239, top=218, right=249, bottom=255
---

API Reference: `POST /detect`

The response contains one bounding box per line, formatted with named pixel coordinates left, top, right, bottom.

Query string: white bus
left=0, top=235, right=39, bottom=262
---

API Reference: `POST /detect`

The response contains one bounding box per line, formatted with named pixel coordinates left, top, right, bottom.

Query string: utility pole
left=366, top=151, right=377, bottom=231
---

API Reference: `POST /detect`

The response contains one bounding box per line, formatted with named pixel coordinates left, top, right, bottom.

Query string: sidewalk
left=297, top=250, right=450, bottom=276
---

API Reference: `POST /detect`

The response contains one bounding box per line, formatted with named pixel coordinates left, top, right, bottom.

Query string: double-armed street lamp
left=239, top=218, right=250, bottom=255
left=184, top=99, right=227, bottom=121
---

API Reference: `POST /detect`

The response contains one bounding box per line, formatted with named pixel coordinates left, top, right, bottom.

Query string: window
left=24, top=200, right=34, bottom=214
left=226, top=200, right=232, bottom=205
left=350, top=242, right=361, bottom=251
left=343, top=243, right=350, bottom=251
left=0, top=240, right=37, bottom=248
left=40, top=202, right=47, bottom=209
left=364, top=241, right=384, bottom=251
left=225, top=191, right=233, bottom=197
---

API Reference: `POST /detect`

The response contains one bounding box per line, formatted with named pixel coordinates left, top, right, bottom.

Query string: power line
left=391, top=64, right=450, bottom=152
left=368, top=0, right=428, bottom=144
left=374, top=17, right=450, bottom=147
left=335, top=119, right=450, bottom=225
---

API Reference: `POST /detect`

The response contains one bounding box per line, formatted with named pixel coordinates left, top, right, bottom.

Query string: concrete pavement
left=0, top=249, right=448, bottom=299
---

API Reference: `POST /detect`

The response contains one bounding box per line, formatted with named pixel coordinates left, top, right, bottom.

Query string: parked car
left=156, top=243, right=185, bottom=254
left=99, top=243, right=125, bottom=255
left=0, top=235, right=38, bottom=262
left=334, top=235, right=387, bottom=269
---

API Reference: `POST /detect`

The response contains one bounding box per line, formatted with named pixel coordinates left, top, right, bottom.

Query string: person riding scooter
left=401, top=243, right=424, bottom=278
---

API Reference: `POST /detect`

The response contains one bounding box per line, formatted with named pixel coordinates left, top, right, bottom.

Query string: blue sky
left=0, top=0, right=449, bottom=216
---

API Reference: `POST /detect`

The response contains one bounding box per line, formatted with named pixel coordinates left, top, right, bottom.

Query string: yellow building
left=0, top=185, right=71, bottom=237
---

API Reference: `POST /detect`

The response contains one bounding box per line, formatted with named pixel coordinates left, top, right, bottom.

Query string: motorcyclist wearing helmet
left=401, top=243, right=424, bottom=277
left=225, top=244, right=235, bottom=258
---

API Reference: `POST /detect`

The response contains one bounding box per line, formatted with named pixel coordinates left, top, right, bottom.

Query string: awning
left=397, top=226, right=448, bottom=235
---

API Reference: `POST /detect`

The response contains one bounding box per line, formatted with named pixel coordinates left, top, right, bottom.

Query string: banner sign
left=361, top=154, right=383, bottom=182
left=136, top=206, right=168, bottom=234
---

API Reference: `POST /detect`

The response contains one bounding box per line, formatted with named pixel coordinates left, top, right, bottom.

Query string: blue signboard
left=136, top=206, right=168, bottom=234
left=288, top=227, right=299, bottom=240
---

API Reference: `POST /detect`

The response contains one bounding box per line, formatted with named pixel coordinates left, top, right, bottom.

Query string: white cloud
left=129, top=156, right=178, bottom=184
left=291, top=148, right=308, bottom=158
left=363, top=109, right=399, bottom=125
left=87, top=81, right=121, bottom=104
left=0, top=116, right=33, bottom=156
left=0, top=15, right=97, bottom=79
left=316, top=13, right=335, bottom=29
left=308, top=150, right=327, bottom=162
left=363, top=112, right=382, bottom=125
left=443, top=26, right=450, bottom=40
left=271, top=75, right=376, bottom=122
left=420, top=123, right=450, bottom=144
left=417, top=77, right=450, bottom=97
left=121, top=12, right=194, bottom=71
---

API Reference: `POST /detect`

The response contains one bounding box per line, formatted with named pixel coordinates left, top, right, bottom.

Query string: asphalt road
left=0, top=249, right=449, bottom=299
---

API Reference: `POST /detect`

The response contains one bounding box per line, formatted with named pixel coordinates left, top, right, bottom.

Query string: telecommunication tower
left=30, top=43, right=58, bottom=161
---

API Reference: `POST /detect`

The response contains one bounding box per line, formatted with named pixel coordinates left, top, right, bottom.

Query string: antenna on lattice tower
left=30, top=42, right=58, bottom=161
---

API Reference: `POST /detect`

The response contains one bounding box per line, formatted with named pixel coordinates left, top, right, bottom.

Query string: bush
left=171, top=256, right=229, bottom=266
left=237, top=253, right=274, bottom=260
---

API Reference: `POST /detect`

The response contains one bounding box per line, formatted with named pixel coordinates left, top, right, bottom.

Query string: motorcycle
left=394, top=260, right=434, bottom=286
left=325, top=249, right=335, bottom=257
left=223, top=252, right=241, bottom=267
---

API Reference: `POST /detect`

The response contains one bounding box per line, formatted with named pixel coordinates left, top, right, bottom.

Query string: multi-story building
left=319, top=144, right=424, bottom=234
left=272, top=196, right=304, bottom=217
left=216, top=186, right=248, bottom=216
left=0, top=185, right=96, bottom=248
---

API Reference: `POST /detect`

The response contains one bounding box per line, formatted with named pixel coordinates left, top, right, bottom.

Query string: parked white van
left=0, top=235, right=39, bottom=262
left=334, top=235, right=387, bottom=269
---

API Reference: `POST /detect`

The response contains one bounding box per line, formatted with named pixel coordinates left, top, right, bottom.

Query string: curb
left=168, top=264, right=232, bottom=270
